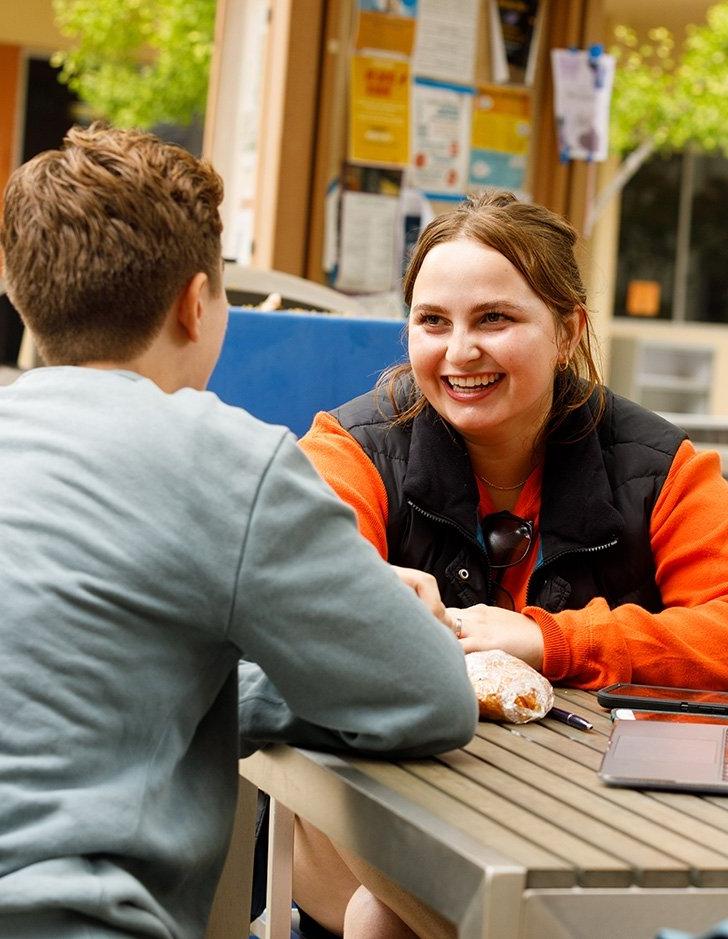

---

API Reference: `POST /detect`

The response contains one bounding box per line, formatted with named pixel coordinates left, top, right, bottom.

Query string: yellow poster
left=349, top=55, right=410, bottom=167
left=471, top=84, right=530, bottom=154
left=469, top=84, right=531, bottom=192
left=355, top=10, right=415, bottom=55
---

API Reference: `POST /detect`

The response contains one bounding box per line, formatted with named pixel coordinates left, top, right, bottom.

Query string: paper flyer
left=469, top=85, right=531, bottom=194
left=356, top=12, right=416, bottom=55
left=349, top=54, right=410, bottom=166
left=411, top=0, right=478, bottom=85
left=356, top=1, right=417, bottom=55
left=334, top=190, right=399, bottom=293
left=409, top=78, right=473, bottom=198
left=550, top=47, right=615, bottom=162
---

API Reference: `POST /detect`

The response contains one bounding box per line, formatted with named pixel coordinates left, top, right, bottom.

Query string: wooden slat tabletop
left=349, top=692, right=728, bottom=892
left=348, top=758, right=574, bottom=887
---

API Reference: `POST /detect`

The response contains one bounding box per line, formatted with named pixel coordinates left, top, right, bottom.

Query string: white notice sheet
left=335, top=191, right=398, bottom=294
left=412, top=0, right=479, bottom=85
left=409, top=79, right=472, bottom=198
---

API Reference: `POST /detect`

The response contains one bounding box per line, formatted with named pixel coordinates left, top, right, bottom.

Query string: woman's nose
left=446, top=330, right=481, bottom=366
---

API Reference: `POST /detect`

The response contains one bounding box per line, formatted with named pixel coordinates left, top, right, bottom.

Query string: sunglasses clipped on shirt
left=480, top=510, right=534, bottom=569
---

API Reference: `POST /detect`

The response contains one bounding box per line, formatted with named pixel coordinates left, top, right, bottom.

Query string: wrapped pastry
left=465, top=649, right=554, bottom=723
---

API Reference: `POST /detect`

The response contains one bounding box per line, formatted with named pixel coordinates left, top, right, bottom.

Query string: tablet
left=599, top=718, right=728, bottom=793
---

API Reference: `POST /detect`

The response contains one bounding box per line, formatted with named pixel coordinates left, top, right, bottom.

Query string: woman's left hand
left=447, top=604, right=545, bottom=671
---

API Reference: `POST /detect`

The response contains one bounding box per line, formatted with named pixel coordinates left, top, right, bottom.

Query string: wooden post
left=252, top=0, right=325, bottom=274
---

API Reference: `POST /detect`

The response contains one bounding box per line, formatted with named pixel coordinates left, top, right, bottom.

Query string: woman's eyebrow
left=410, top=302, right=447, bottom=315
left=471, top=299, right=523, bottom=313
left=411, top=300, right=523, bottom=315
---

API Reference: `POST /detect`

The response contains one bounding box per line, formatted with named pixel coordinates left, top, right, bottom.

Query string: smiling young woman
left=406, top=237, right=579, bottom=493
left=294, top=189, right=728, bottom=938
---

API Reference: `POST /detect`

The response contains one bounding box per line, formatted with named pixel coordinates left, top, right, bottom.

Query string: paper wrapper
left=465, top=649, right=554, bottom=723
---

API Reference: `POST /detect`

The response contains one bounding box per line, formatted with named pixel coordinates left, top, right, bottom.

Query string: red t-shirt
left=475, top=466, right=542, bottom=612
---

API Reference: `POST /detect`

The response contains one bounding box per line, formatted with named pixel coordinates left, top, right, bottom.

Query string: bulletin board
left=311, top=0, right=541, bottom=303
left=304, top=0, right=604, bottom=296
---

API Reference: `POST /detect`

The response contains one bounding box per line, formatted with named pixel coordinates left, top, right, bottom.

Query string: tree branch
left=584, top=138, right=657, bottom=238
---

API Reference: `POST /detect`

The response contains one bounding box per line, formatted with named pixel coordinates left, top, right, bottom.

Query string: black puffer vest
left=331, top=384, right=687, bottom=613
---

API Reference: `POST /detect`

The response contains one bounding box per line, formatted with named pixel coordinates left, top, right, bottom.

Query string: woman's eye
left=482, top=311, right=508, bottom=324
left=421, top=313, right=445, bottom=326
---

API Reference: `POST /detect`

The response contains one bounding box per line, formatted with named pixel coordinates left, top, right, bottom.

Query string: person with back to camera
left=0, top=123, right=478, bottom=939
left=292, top=189, right=728, bottom=938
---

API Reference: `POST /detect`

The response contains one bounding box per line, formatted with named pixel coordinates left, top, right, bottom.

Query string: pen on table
left=547, top=706, right=593, bottom=732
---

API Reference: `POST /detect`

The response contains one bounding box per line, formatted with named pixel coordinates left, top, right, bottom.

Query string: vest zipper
left=407, top=500, right=496, bottom=602
left=525, top=537, right=618, bottom=605
left=407, top=499, right=487, bottom=557
left=410, top=500, right=618, bottom=609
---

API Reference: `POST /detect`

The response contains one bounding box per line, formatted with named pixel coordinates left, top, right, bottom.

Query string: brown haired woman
left=292, top=189, right=728, bottom=937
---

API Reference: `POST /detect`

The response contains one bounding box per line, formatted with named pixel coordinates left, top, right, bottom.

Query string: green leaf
left=611, top=0, right=728, bottom=159
left=52, top=0, right=216, bottom=128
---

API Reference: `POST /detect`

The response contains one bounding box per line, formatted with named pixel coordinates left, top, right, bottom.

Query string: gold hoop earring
left=556, top=356, right=570, bottom=373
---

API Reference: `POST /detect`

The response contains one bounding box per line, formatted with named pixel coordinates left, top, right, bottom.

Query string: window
left=614, top=150, right=728, bottom=324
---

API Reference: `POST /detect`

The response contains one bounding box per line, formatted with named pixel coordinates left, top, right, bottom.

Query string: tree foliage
left=585, top=1, right=728, bottom=233
left=51, top=0, right=216, bottom=129
left=610, top=1, right=728, bottom=158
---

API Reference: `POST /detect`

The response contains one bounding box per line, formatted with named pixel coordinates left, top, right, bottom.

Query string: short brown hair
left=384, top=189, right=603, bottom=437
left=1, top=123, right=224, bottom=364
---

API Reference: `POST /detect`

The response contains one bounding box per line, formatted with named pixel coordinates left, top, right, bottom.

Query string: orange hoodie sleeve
left=525, top=439, right=728, bottom=689
left=299, top=411, right=389, bottom=559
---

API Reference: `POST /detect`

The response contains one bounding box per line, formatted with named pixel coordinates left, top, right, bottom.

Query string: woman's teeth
left=447, top=374, right=501, bottom=389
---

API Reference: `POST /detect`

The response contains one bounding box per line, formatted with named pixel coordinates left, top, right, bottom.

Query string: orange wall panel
left=0, top=44, right=21, bottom=206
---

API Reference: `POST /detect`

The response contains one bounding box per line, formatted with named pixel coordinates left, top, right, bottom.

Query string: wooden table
left=236, top=690, right=728, bottom=939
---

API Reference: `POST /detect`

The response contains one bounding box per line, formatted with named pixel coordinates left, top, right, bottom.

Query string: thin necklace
left=475, top=469, right=531, bottom=491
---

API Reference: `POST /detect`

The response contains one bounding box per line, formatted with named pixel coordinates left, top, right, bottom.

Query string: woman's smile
left=442, top=372, right=504, bottom=399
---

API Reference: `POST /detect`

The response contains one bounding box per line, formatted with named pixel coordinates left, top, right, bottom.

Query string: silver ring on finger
left=455, top=615, right=463, bottom=639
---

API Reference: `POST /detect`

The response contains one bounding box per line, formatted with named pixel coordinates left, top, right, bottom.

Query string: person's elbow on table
left=237, top=639, right=477, bottom=759
left=363, top=691, right=477, bottom=759
left=317, top=624, right=478, bottom=758
left=397, top=634, right=478, bottom=755
left=431, top=677, right=479, bottom=751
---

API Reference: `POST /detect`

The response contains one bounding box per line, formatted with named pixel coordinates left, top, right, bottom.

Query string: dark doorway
left=22, top=56, right=81, bottom=163
left=1, top=58, right=80, bottom=364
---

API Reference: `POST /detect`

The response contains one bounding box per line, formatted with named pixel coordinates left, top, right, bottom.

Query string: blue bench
left=208, top=308, right=407, bottom=437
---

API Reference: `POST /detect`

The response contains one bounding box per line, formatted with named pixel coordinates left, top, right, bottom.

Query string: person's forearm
left=528, top=443, right=728, bottom=689
left=234, top=435, right=477, bottom=761
left=526, top=598, right=728, bottom=689
left=238, top=661, right=474, bottom=759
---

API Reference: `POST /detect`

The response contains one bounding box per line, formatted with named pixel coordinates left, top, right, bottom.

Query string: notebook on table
left=599, top=717, right=728, bottom=793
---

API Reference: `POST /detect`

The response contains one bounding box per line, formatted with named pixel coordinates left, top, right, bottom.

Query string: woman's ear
left=559, top=305, right=586, bottom=363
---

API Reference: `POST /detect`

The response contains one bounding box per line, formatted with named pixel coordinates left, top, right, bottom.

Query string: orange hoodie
left=301, top=411, right=728, bottom=690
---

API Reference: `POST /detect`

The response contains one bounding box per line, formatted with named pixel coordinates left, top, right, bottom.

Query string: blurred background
left=1, top=0, right=727, bottom=458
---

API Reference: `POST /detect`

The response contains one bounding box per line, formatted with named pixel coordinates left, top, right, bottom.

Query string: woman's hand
left=447, top=604, right=545, bottom=670
left=391, top=565, right=453, bottom=629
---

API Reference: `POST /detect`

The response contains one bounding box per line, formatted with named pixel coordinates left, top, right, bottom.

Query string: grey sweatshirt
left=0, top=367, right=476, bottom=938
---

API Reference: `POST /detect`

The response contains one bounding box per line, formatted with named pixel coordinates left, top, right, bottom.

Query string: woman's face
left=408, top=237, right=578, bottom=448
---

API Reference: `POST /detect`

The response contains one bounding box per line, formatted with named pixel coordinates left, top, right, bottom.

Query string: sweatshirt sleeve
left=231, top=431, right=477, bottom=758
left=299, top=412, right=389, bottom=558
left=525, top=440, right=728, bottom=689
